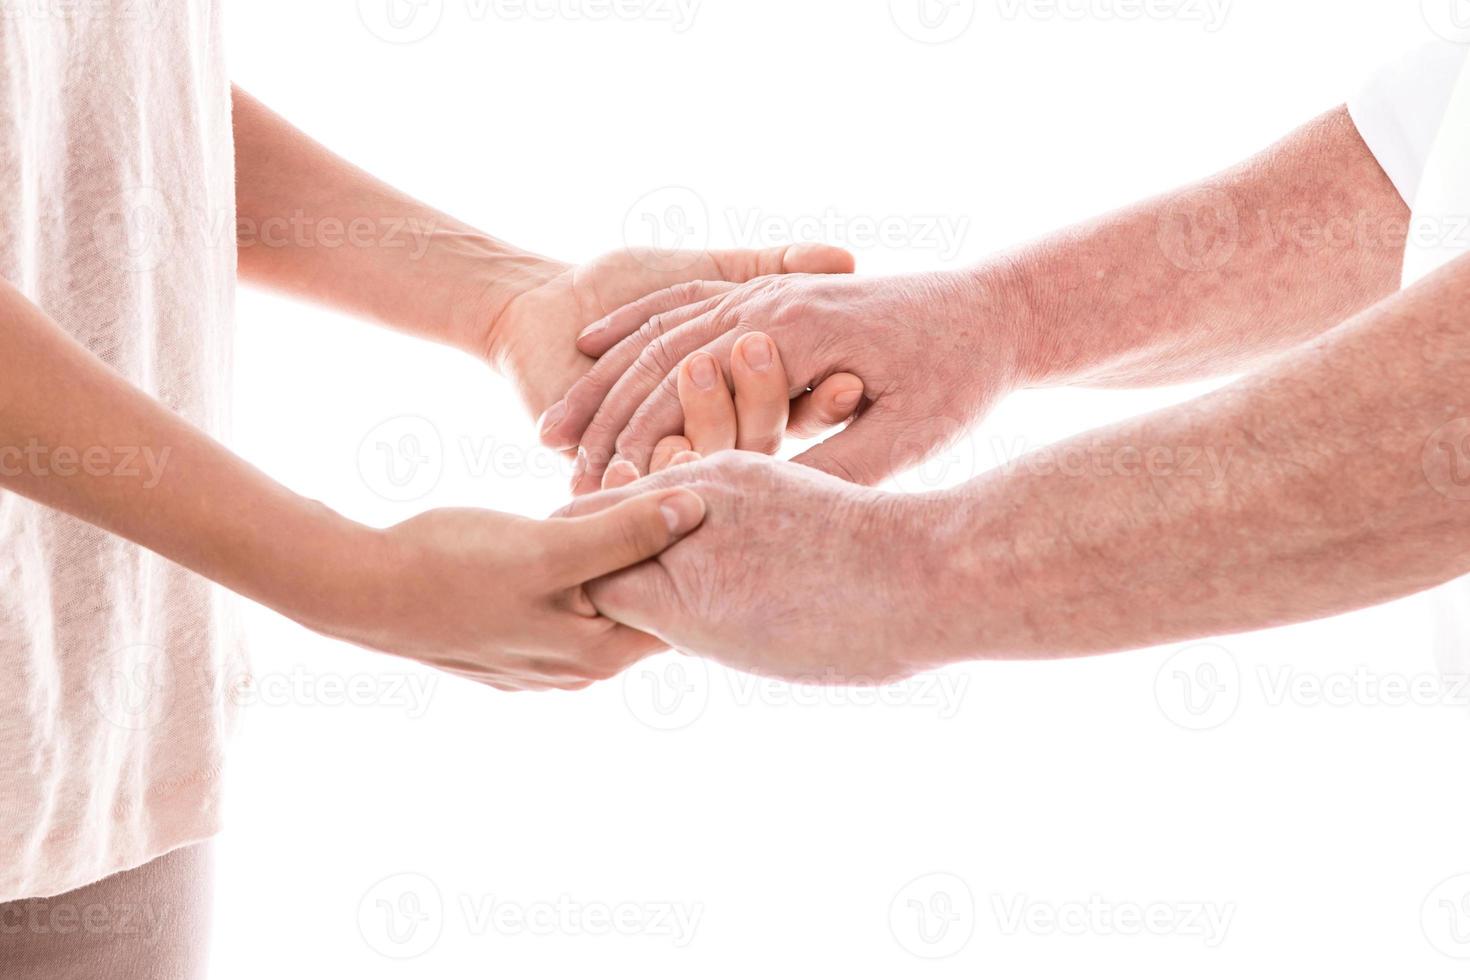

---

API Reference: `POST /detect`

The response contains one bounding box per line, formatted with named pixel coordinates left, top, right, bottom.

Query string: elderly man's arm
left=548, top=107, right=1410, bottom=490
left=578, top=250, right=1470, bottom=681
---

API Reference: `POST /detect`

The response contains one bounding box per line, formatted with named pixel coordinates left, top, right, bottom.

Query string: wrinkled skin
left=544, top=266, right=1031, bottom=493
left=562, top=452, right=960, bottom=684
left=486, top=244, right=856, bottom=422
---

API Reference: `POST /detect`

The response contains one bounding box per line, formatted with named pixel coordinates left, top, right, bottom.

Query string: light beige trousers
left=0, top=844, right=213, bottom=980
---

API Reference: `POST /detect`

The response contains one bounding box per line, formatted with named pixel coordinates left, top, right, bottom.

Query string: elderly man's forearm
left=936, top=251, right=1470, bottom=660
left=993, top=107, right=1408, bottom=391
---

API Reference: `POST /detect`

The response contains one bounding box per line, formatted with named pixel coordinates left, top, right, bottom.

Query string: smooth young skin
left=546, top=108, right=1410, bottom=491
left=0, top=90, right=853, bottom=692
left=569, top=247, right=1470, bottom=679
left=232, top=89, right=858, bottom=422
left=0, top=275, right=712, bottom=691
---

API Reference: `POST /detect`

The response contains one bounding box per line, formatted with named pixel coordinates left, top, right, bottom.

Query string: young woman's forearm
left=941, top=248, right=1470, bottom=659
left=0, top=278, right=366, bottom=630
left=1001, top=107, right=1409, bottom=389
left=230, top=86, right=565, bottom=356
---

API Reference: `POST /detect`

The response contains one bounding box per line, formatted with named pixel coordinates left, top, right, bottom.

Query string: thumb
left=791, top=403, right=918, bottom=487
left=706, top=243, right=855, bottom=282
left=547, top=487, right=706, bottom=584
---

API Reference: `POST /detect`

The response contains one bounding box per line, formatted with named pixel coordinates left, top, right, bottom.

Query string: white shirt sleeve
left=1347, top=41, right=1469, bottom=208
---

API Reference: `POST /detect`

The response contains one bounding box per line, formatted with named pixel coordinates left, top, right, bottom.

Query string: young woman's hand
left=484, top=244, right=856, bottom=426
left=309, top=489, right=706, bottom=692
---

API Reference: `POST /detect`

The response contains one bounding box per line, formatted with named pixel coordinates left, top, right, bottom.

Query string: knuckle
left=743, top=434, right=783, bottom=456
left=632, top=341, right=673, bottom=384
left=674, top=280, right=709, bottom=304
left=637, top=314, right=665, bottom=345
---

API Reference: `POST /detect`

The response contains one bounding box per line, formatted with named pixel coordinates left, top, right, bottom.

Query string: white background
left=216, top=1, right=1468, bottom=976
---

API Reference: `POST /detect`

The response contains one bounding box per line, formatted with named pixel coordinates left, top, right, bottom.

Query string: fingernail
left=571, top=447, right=587, bottom=487
left=576, top=323, right=601, bottom=344
left=607, top=459, right=638, bottom=484
left=659, top=490, right=705, bottom=535
left=742, top=334, right=773, bottom=371
left=834, top=389, right=863, bottom=412
left=690, top=354, right=719, bottom=390
left=538, top=400, right=566, bottom=437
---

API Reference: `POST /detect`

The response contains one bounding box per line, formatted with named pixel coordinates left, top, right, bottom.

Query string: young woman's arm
left=0, top=277, right=704, bottom=690
left=230, top=87, right=857, bottom=418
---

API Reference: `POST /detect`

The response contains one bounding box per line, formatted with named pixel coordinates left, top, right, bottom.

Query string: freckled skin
left=564, top=109, right=1470, bottom=675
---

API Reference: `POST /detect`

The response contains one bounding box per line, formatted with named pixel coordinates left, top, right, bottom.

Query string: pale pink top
left=0, top=1, right=244, bottom=900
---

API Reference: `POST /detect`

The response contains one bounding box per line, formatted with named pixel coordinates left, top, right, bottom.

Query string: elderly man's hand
left=561, top=452, right=960, bottom=684
left=541, top=264, right=1036, bottom=493
left=483, top=244, right=856, bottom=425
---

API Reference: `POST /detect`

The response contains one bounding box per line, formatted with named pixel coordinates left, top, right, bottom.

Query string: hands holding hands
left=318, top=240, right=891, bottom=692
left=566, top=451, right=957, bottom=684
left=348, top=243, right=1019, bottom=690
left=305, top=485, right=707, bottom=692
left=541, top=263, right=1035, bottom=492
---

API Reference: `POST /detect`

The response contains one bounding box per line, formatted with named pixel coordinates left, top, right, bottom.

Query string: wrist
left=862, top=486, right=983, bottom=672
left=256, top=499, right=392, bottom=642
left=956, top=246, right=1059, bottom=391
left=433, top=230, right=569, bottom=363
